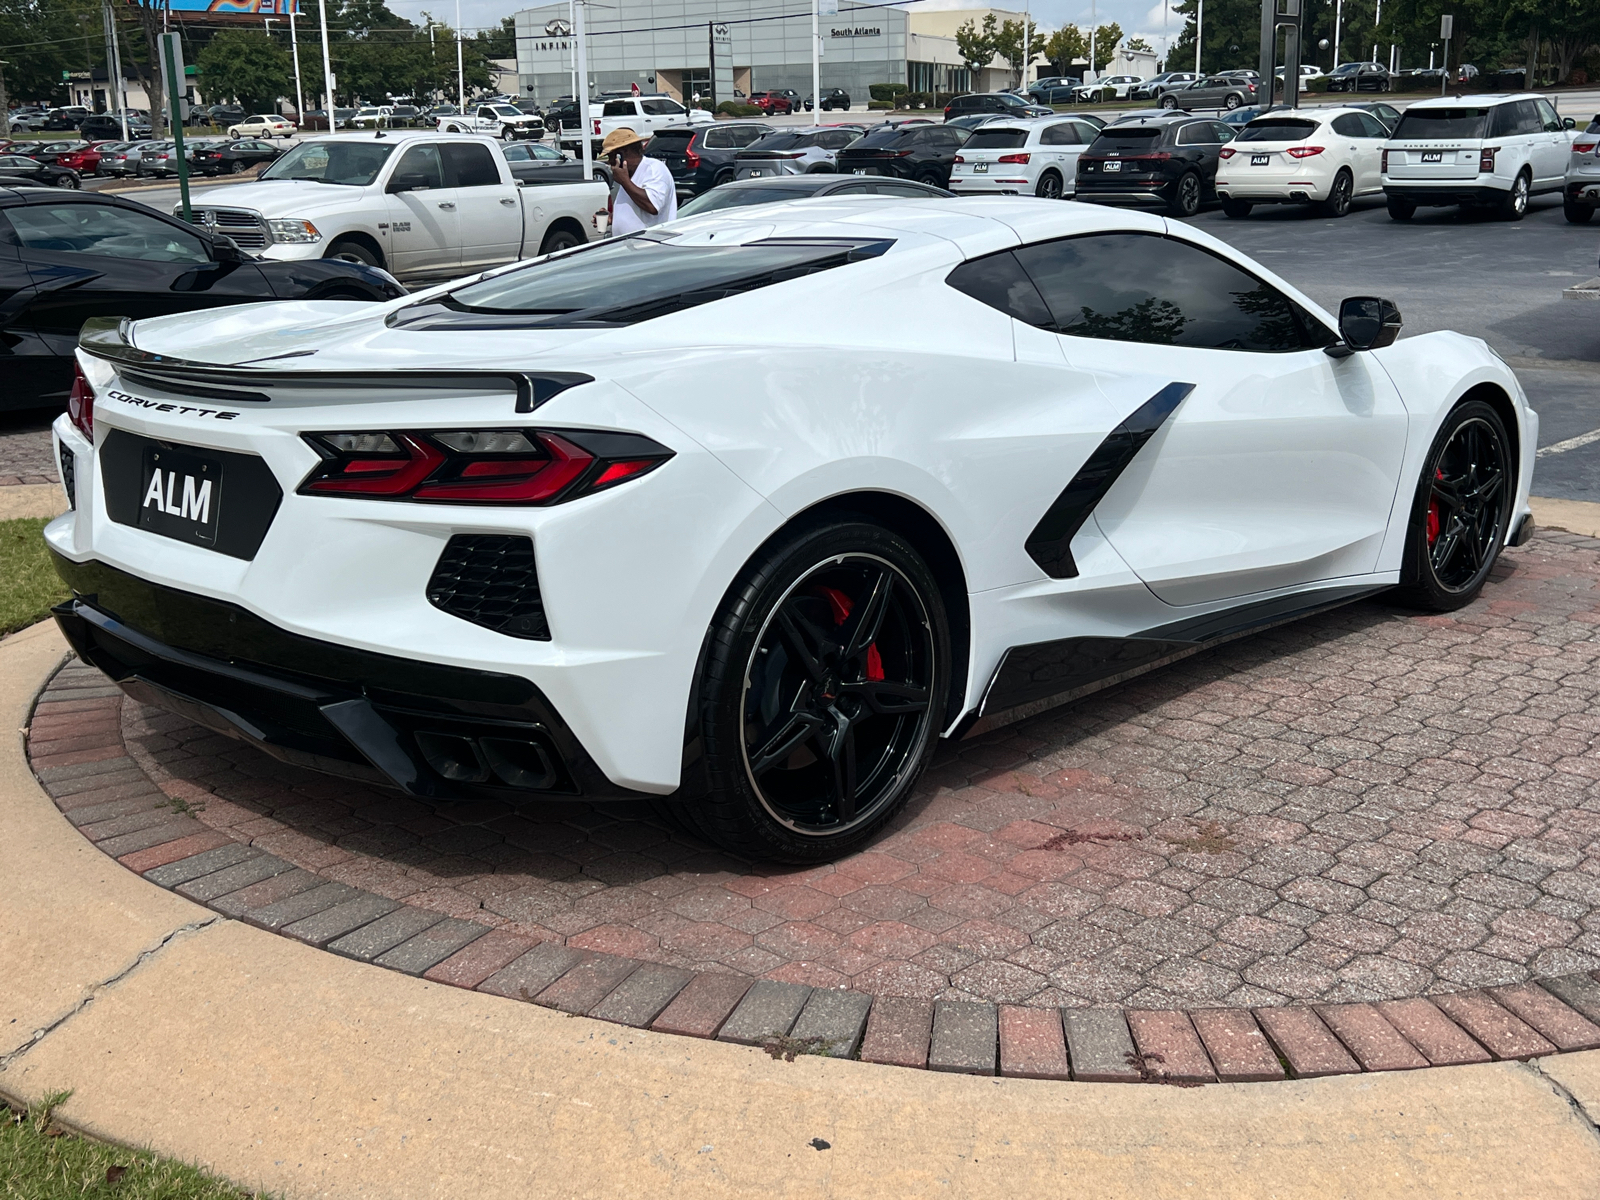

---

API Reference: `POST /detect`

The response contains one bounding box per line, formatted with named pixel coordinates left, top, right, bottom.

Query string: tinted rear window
left=1393, top=107, right=1489, bottom=139
left=745, top=132, right=806, bottom=151
left=650, top=129, right=694, bottom=143
left=1088, top=128, right=1164, bottom=153
left=855, top=127, right=914, bottom=148
left=602, top=101, right=637, bottom=116
left=1235, top=118, right=1318, bottom=142
left=965, top=129, right=1029, bottom=150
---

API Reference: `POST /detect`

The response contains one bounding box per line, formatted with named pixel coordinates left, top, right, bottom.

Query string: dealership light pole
left=1194, top=0, right=1203, bottom=74
left=575, top=0, right=592, bottom=188
left=317, top=0, right=335, bottom=128
left=289, top=1, right=305, bottom=124
left=811, top=0, right=819, bottom=125
left=456, top=0, right=466, bottom=112
left=102, top=0, right=128, bottom=140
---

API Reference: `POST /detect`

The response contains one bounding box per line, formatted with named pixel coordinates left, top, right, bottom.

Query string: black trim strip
left=77, top=317, right=592, bottom=414
left=971, top=583, right=1387, bottom=731
left=1024, top=382, right=1194, bottom=579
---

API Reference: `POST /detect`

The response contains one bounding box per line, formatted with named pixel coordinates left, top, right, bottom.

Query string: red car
left=749, top=90, right=799, bottom=116
left=54, top=141, right=116, bottom=175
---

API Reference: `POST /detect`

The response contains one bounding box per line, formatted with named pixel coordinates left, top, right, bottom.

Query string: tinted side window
left=443, top=142, right=500, bottom=187
left=946, top=250, right=1053, bottom=327
left=701, top=127, right=734, bottom=148
left=731, top=126, right=768, bottom=146
left=1330, top=113, right=1364, bottom=137
left=394, top=143, right=444, bottom=189
left=8, top=203, right=208, bottom=263
left=602, top=101, right=635, bottom=117
left=1176, top=122, right=1216, bottom=145
left=819, top=130, right=856, bottom=149
left=1040, top=122, right=1080, bottom=146
left=1210, top=123, right=1235, bottom=143
left=1535, top=98, right=1562, bottom=131
left=1012, top=232, right=1328, bottom=352
left=642, top=99, right=684, bottom=116
left=1355, top=112, right=1389, bottom=137
left=1516, top=100, right=1544, bottom=136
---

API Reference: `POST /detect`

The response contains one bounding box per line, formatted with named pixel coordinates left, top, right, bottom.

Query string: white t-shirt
left=611, top=154, right=677, bottom=235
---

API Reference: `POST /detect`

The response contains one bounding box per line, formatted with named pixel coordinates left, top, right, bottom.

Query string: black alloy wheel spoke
left=821, top=711, right=859, bottom=822
left=839, top=678, right=929, bottom=715
left=749, top=707, right=826, bottom=776
left=1428, top=417, right=1507, bottom=590
left=841, top=567, right=894, bottom=660
left=775, top=608, right=835, bottom=682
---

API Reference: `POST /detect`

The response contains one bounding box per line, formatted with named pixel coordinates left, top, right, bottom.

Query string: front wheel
left=1386, top=195, right=1416, bottom=220
left=324, top=238, right=383, bottom=268
left=1391, top=399, right=1514, bottom=612
left=1499, top=171, right=1530, bottom=220
left=1565, top=197, right=1596, bottom=224
left=691, top=520, right=950, bottom=863
left=1318, top=169, right=1353, bottom=217
left=1167, top=171, right=1201, bottom=217
left=1159, top=94, right=1178, bottom=109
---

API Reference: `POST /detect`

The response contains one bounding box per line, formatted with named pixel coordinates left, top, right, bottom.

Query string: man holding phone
left=601, top=127, right=677, bottom=235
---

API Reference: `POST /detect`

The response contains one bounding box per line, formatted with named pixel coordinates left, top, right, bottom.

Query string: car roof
left=1403, top=92, right=1540, bottom=107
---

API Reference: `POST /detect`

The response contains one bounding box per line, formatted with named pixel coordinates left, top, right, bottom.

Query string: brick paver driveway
left=107, top=533, right=1600, bottom=1011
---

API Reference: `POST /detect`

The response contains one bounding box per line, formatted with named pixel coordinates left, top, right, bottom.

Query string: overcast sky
left=384, top=0, right=1190, bottom=62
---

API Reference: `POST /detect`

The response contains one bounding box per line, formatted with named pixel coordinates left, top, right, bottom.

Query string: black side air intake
left=426, top=534, right=550, bottom=640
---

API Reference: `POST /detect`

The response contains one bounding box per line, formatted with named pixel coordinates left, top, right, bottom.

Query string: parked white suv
left=1563, top=115, right=1600, bottom=223
left=1382, top=93, right=1576, bottom=221
left=1074, top=75, right=1143, bottom=101
left=1217, top=106, right=1390, bottom=218
left=949, top=117, right=1101, bottom=199
left=563, top=94, right=714, bottom=156
left=227, top=114, right=296, bottom=138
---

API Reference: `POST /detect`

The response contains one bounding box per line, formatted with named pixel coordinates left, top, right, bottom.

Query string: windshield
left=261, top=140, right=397, bottom=185
left=965, top=128, right=1029, bottom=149
left=492, top=105, right=523, bottom=116
left=677, top=185, right=814, bottom=216
left=1235, top=118, right=1319, bottom=142
left=409, top=234, right=890, bottom=325
left=1393, top=107, right=1488, bottom=139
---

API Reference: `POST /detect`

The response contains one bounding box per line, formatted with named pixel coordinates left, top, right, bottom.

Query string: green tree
left=197, top=29, right=291, bottom=112
left=993, top=18, right=1046, bottom=85
left=1125, top=36, right=1152, bottom=52
left=0, top=0, right=105, bottom=111
left=955, top=14, right=998, bottom=76
left=472, top=15, right=515, bottom=60
left=1093, top=22, right=1123, bottom=71
left=1044, top=24, right=1088, bottom=75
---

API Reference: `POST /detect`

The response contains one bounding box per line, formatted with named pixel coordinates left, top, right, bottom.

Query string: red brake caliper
left=818, top=586, right=885, bottom=681
left=1427, top=468, right=1443, bottom=546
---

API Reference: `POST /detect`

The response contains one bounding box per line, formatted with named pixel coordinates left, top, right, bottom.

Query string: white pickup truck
left=437, top=102, right=545, bottom=141
left=560, top=93, right=714, bottom=156
left=172, top=133, right=604, bottom=284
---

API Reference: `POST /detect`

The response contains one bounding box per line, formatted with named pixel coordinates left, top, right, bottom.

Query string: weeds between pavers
left=1, top=1091, right=275, bottom=1199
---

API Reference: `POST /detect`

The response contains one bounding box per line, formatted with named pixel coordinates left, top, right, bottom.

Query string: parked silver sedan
left=733, top=125, right=866, bottom=180
left=101, top=140, right=167, bottom=177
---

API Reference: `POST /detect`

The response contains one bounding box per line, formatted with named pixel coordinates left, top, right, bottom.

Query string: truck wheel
left=325, top=238, right=383, bottom=268
left=445, top=123, right=462, bottom=134
left=540, top=227, right=583, bottom=254
left=1386, top=196, right=1416, bottom=220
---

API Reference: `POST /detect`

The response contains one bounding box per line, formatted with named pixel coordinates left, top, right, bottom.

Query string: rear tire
left=1499, top=170, right=1529, bottom=221
left=692, top=520, right=950, bottom=863
left=539, top=227, right=583, bottom=254
left=1035, top=170, right=1063, bottom=199
left=1390, top=399, right=1514, bottom=612
left=55, top=174, right=79, bottom=189
left=1167, top=171, right=1201, bottom=217
left=1318, top=168, right=1353, bottom=217
left=1566, top=198, right=1596, bottom=224
left=229, top=160, right=246, bottom=174
left=1386, top=195, right=1416, bottom=220
left=1220, top=197, right=1253, bottom=219
left=1224, top=93, right=1242, bottom=110
left=712, top=168, right=735, bottom=188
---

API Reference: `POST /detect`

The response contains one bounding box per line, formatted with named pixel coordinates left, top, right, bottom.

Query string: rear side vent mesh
left=426, top=535, right=551, bottom=640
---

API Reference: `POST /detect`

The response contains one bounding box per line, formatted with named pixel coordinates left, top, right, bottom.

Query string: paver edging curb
left=27, top=654, right=1600, bottom=1087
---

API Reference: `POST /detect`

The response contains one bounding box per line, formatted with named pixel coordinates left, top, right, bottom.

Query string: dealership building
left=511, top=3, right=1035, bottom=107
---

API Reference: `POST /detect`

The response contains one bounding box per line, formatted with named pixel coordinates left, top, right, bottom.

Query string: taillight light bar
left=997, top=153, right=1031, bottom=164
left=1381, top=149, right=1389, bottom=172
left=299, top=428, right=672, bottom=505
left=1287, top=145, right=1325, bottom=159
left=1480, top=146, right=1498, bottom=173
left=1574, top=141, right=1598, bottom=153
left=68, top=363, right=94, bottom=444
left=1218, top=147, right=1236, bottom=159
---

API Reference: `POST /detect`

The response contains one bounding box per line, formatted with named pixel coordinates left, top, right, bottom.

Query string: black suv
left=835, top=122, right=969, bottom=187
left=1326, top=62, right=1392, bottom=92
left=645, top=121, right=773, bottom=193
left=806, top=88, right=852, bottom=111
left=943, top=92, right=1053, bottom=120
left=1075, top=116, right=1234, bottom=217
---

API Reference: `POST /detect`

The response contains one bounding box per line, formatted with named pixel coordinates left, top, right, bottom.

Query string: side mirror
left=210, top=234, right=244, bottom=263
left=1564, top=116, right=1577, bottom=130
left=386, top=171, right=429, bottom=194
left=1327, top=296, right=1402, bottom=357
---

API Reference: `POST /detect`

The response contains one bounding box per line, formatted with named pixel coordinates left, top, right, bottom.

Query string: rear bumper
left=1073, top=182, right=1171, bottom=206
left=1383, top=182, right=1505, bottom=206
left=734, top=163, right=805, bottom=180
left=1567, top=181, right=1600, bottom=203
left=50, top=553, right=649, bottom=803
left=1216, top=178, right=1330, bottom=202
left=949, top=176, right=1032, bottom=194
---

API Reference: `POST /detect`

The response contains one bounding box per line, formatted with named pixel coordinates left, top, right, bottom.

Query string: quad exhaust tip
left=413, top=731, right=559, bottom=791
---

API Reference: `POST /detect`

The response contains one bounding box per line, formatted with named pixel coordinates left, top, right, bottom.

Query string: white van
left=1381, top=93, right=1576, bottom=220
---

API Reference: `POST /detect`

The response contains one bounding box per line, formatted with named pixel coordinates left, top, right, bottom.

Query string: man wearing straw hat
left=602, top=127, right=677, bottom=236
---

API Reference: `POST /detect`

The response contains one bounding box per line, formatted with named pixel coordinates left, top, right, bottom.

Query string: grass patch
left=1, top=1093, right=273, bottom=1199
left=0, top=517, right=67, bottom=637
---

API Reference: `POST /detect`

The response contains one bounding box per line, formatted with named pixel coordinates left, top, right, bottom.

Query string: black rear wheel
left=1220, top=197, right=1253, bottom=219
left=1392, top=399, right=1514, bottom=611
left=1387, top=195, right=1416, bottom=220
left=1036, top=170, right=1063, bottom=199
left=1168, top=171, right=1201, bottom=217
left=1565, top=198, right=1596, bottom=224
left=693, top=521, right=949, bottom=863
left=1318, top=168, right=1353, bottom=217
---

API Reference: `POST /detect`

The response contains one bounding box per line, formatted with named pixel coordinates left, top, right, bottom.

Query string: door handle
left=500, top=197, right=515, bottom=206
left=437, top=201, right=456, bottom=210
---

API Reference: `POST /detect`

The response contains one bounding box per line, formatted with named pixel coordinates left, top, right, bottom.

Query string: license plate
left=138, top=446, right=222, bottom=547
left=1103, top=160, right=1121, bottom=172
left=1251, top=154, right=1270, bottom=165
left=974, top=162, right=989, bottom=173
left=1422, top=151, right=1443, bottom=162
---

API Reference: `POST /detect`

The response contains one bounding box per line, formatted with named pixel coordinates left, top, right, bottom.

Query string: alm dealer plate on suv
left=138, top=445, right=222, bottom=547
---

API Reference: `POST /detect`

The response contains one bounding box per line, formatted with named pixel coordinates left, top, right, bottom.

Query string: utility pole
left=161, top=31, right=191, bottom=222
left=1333, top=0, right=1341, bottom=68
left=1194, top=0, right=1203, bottom=74
left=1439, top=14, right=1451, bottom=94
left=103, top=0, right=128, bottom=139
left=456, top=0, right=466, bottom=112
left=317, top=0, right=335, bottom=128
left=1090, top=0, right=1097, bottom=81
left=811, top=0, right=820, bottom=124
left=1022, top=0, right=1030, bottom=90
left=575, top=0, right=592, bottom=189
left=289, top=1, right=304, bottom=124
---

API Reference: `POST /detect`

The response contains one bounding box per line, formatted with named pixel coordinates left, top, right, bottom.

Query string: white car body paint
left=1216, top=106, right=1390, bottom=205
left=50, top=198, right=1535, bottom=800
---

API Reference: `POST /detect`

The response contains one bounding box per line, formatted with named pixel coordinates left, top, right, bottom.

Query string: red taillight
left=299, top=428, right=671, bottom=505
left=1287, top=145, right=1324, bottom=159
left=1218, top=147, right=1236, bottom=159
left=891, top=148, right=914, bottom=157
left=997, top=153, right=1030, bottom=164
left=592, top=118, right=601, bottom=135
left=952, top=154, right=965, bottom=163
left=684, top=142, right=701, bottom=169
left=1381, top=149, right=1389, bottom=172
left=68, top=364, right=94, bottom=443
left=1575, top=142, right=1598, bottom=153
left=1480, top=146, right=1497, bottom=173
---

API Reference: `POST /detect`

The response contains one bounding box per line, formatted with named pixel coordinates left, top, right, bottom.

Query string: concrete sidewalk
left=4, top=620, right=1600, bottom=1199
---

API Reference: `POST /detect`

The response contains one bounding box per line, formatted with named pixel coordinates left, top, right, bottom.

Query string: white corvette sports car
left=48, top=198, right=1536, bottom=863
